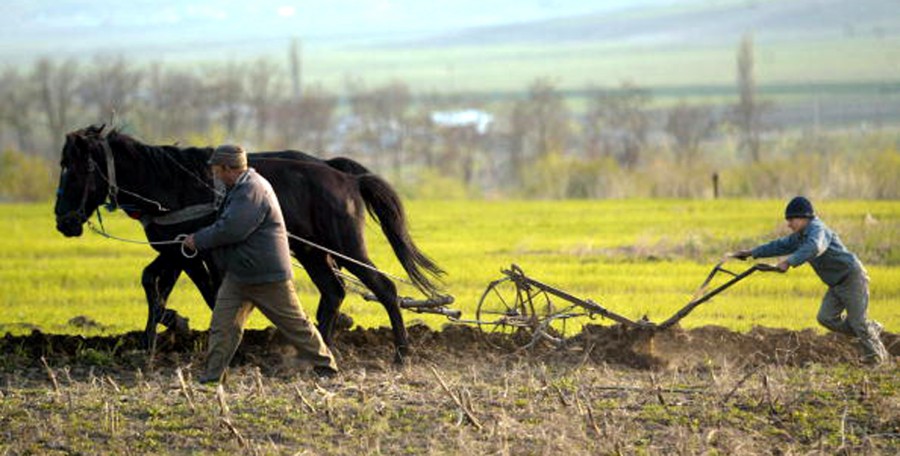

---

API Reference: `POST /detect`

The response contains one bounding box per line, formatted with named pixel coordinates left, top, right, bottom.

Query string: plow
left=379, top=258, right=783, bottom=347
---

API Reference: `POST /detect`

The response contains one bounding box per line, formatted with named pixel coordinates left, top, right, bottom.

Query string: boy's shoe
left=861, top=354, right=884, bottom=367
left=868, top=321, right=884, bottom=337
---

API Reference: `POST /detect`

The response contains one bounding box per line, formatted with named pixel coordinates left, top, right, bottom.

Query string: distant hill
left=410, top=0, right=899, bottom=48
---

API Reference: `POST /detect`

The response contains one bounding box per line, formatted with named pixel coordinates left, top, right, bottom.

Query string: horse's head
left=54, top=125, right=113, bottom=237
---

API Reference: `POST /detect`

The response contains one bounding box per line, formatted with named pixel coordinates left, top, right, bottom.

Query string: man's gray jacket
left=193, top=168, right=293, bottom=284
left=751, top=217, right=864, bottom=286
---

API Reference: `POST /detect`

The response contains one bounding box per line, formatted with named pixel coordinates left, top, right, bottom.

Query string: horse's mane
left=77, top=125, right=217, bottom=209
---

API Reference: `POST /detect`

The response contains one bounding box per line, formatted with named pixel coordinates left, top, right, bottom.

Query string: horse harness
left=86, top=132, right=222, bottom=228
left=72, top=132, right=417, bottom=285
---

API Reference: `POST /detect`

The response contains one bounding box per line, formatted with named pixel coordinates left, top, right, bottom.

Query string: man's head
left=785, top=196, right=815, bottom=233
left=208, top=144, right=248, bottom=187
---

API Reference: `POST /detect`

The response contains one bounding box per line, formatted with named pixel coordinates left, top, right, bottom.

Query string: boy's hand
left=776, top=259, right=790, bottom=272
left=732, top=249, right=752, bottom=260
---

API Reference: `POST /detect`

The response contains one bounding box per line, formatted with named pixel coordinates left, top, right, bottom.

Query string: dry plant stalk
left=216, top=384, right=230, bottom=416
left=175, top=368, right=196, bottom=413
left=575, top=391, right=602, bottom=437
left=430, top=366, right=482, bottom=430
left=253, top=367, right=266, bottom=397
left=222, top=416, right=248, bottom=448
left=294, top=385, right=317, bottom=413
left=104, top=400, right=120, bottom=435
left=105, top=375, right=121, bottom=394
left=40, top=356, right=60, bottom=395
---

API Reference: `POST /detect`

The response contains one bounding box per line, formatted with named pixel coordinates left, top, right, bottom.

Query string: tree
left=733, top=34, right=766, bottom=163
left=346, top=80, right=411, bottom=178
left=296, top=83, right=338, bottom=152
left=506, top=99, right=532, bottom=186
left=665, top=102, right=716, bottom=166
left=144, top=63, right=208, bottom=140
left=206, top=61, right=245, bottom=137
left=33, top=58, right=80, bottom=155
left=245, top=58, right=283, bottom=146
left=525, top=78, right=569, bottom=159
left=79, top=55, right=143, bottom=122
left=0, top=69, right=35, bottom=152
left=586, top=81, right=651, bottom=169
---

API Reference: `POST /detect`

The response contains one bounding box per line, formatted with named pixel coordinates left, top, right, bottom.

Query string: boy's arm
left=749, top=234, right=800, bottom=259
left=785, top=222, right=827, bottom=266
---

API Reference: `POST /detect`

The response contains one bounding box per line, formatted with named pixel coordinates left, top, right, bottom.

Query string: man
left=733, top=196, right=889, bottom=365
left=184, top=144, right=338, bottom=383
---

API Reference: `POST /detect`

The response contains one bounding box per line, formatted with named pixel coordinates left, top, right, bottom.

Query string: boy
left=734, top=196, right=889, bottom=365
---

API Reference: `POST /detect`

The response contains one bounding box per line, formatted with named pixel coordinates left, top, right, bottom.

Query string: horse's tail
left=326, top=157, right=371, bottom=176
left=356, top=174, right=444, bottom=296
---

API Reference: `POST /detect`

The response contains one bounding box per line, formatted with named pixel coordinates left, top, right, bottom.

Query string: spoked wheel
left=476, top=274, right=574, bottom=346
left=476, top=276, right=536, bottom=334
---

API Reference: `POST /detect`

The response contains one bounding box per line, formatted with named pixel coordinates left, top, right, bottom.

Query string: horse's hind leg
left=141, top=255, right=184, bottom=349
left=340, top=254, right=409, bottom=364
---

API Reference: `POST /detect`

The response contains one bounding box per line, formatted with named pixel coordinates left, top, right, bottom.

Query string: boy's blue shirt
left=751, top=217, right=863, bottom=286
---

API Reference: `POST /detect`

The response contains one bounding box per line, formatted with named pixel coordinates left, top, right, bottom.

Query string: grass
left=1, top=199, right=898, bottom=336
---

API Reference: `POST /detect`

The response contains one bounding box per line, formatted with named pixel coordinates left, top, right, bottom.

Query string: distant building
left=430, top=109, right=494, bottom=135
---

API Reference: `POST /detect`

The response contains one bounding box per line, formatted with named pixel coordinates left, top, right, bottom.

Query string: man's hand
left=183, top=234, right=196, bottom=251
left=776, top=259, right=790, bottom=272
left=731, top=249, right=753, bottom=260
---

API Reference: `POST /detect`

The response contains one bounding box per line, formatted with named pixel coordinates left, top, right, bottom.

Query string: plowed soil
left=3, top=323, right=896, bottom=373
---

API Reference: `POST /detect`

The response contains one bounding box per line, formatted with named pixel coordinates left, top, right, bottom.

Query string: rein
left=87, top=215, right=197, bottom=258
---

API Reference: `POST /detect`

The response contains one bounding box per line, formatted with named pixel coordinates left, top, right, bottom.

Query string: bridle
left=57, top=130, right=168, bottom=227
left=57, top=155, right=99, bottom=226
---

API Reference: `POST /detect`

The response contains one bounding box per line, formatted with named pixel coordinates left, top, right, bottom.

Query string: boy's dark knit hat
left=208, top=144, right=247, bottom=168
left=785, top=196, right=815, bottom=219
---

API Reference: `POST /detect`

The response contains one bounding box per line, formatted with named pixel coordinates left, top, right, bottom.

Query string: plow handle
left=656, top=262, right=782, bottom=329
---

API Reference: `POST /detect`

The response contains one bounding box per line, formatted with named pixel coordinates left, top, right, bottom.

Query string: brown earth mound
left=1, top=324, right=896, bottom=373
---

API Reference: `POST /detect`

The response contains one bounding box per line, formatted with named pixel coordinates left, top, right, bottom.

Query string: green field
left=1, top=199, right=898, bottom=336
left=296, top=37, right=900, bottom=103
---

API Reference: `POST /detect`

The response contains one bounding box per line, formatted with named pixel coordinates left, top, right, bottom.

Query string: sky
left=0, top=0, right=680, bottom=60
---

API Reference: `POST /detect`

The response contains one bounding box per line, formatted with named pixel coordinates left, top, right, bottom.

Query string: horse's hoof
left=174, top=316, right=191, bottom=335
left=394, top=346, right=410, bottom=365
left=334, top=312, right=354, bottom=331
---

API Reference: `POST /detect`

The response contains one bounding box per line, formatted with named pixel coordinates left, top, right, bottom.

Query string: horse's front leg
left=182, top=256, right=221, bottom=311
left=141, top=255, right=184, bottom=349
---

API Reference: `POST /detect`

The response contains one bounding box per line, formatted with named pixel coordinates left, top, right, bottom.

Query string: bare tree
left=33, top=58, right=80, bottom=154
left=144, top=63, right=209, bottom=140
left=246, top=57, right=283, bottom=146
left=665, top=102, right=716, bottom=166
left=0, top=68, right=35, bottom=152
left=206, top=61, right=246, bottom=137
left=733, top=34, right=766, bottom=163
left=296, top=83, right=338, bottom=152
left=525, top=78, right=569, bottom=159
left=346, top=80, right=411, bottom=177
left=586, top=81, right=651, bottom=169
left=79, top=55, right=143, bottom=122
left=506, top=100, right=532, bottom=186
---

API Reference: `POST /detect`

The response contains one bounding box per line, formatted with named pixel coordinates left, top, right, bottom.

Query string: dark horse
left=54, top=125, right=443, bottom=362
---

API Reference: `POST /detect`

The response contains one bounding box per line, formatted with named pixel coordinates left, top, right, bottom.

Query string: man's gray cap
left=208, top=144, right=248, bottom=168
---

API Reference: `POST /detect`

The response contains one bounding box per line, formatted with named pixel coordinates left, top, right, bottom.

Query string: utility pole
left=289, top=38, right=303, bottom=100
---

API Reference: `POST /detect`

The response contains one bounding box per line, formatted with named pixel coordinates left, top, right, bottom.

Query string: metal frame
left=474, top=260, right=782, bottom=344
